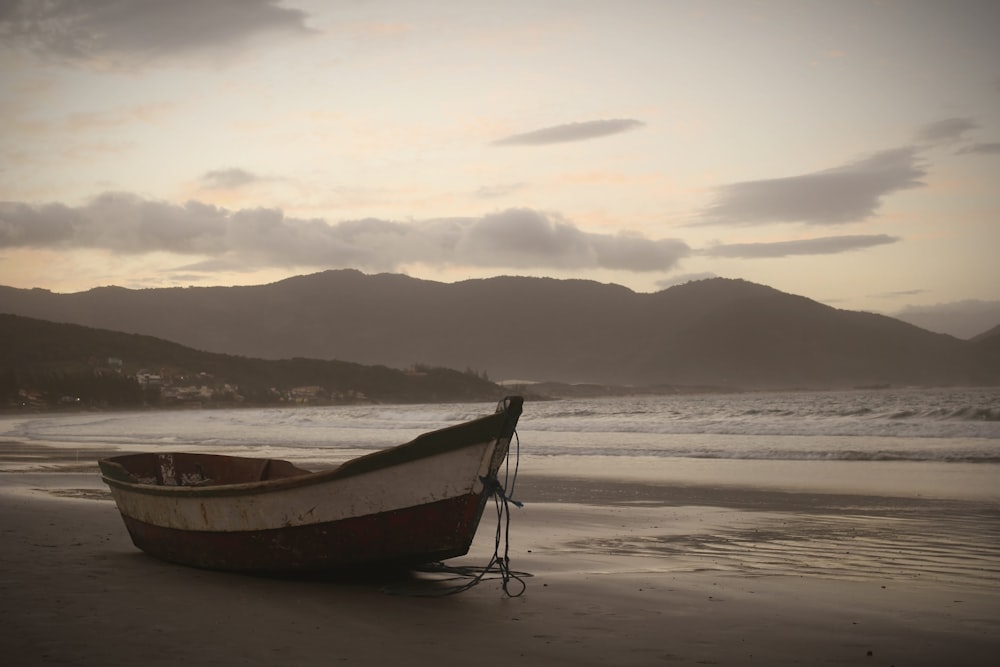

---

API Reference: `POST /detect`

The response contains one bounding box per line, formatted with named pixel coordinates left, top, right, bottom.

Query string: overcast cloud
left=200, top=168, right=263, bottom=189
left=0, top=195, right=690, bottom=273
left=915, top=117, right=979, bottom=144
left=0, top=0, right=313, bottom=68
left=492, top=119, right=646, bottom=146
left=957, top=142, right=1000, bottom=155
left=702, top=234, right=900, bottom=259
left=700, top=148, right=926, bottom=226
left=475, top=183, right=528, bottom=199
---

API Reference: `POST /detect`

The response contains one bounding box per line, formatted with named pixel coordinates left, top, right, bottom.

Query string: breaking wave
left=2, top=386, right=998, bottom=464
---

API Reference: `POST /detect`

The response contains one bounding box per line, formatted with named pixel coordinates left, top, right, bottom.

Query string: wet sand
left=2, top=441, right=998, bottom=666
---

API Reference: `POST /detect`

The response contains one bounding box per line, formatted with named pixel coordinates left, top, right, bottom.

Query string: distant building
left=136, top=370, right=162, bottom=387
left=289, top=386, right=327, bottom=403
left=161, top=385, right=213, bottom=402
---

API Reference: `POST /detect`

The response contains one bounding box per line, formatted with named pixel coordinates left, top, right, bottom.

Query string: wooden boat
left=99, top=396, right=523, bottom=572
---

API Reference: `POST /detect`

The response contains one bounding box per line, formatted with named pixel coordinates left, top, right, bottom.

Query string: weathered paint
left=106, top=440, right=494, bottom=531
left=120, top=493, right=486, bottom=571
left=99, top=397, right=523, bottom=572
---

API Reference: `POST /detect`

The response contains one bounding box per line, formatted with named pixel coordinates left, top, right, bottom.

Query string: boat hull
left=100, top=397, right=523, bottom=572
left=118, top=493, right=486, bottom=571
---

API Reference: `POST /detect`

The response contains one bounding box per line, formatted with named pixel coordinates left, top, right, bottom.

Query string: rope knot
left=481, top=475, right=524, bottom=508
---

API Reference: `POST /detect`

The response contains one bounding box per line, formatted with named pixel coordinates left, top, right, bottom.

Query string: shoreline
left=5, top=438, right=998, bottom=501
left=2, top=443, right=998, bottom=665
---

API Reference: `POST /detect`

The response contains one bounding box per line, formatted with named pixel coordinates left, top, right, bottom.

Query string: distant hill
left=970, top=323, right=1000, bottom=344
left=0, top=313, right=503, bottom=409
left=1, top=271, right=997, bottom=389
left=971, top=324, right=1000, bottom=369
left=893, top=300, right=1000, bottom=339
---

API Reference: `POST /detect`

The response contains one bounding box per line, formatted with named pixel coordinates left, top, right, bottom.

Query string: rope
left=384, top=424, right=530, bottom=598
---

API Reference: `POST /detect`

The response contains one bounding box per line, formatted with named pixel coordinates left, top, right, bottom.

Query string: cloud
left=916, top=117, right=979, bottom=144
left=870, top=289, right=928, bottom=299
left=702, top=234, right=900, bottom=258
left=0, top=193, right=233, bottom=254
left=450, top=209, right=689, bottom=271
left=474, top=183, right=528, bottom=198
left=700, top=148, right=926, bottom=226
left=200, top=168, right=262, bottom=189
left=956, top=142, right=1000, bottom=155
left=491, top=119, right=645, bottom=146
left=0, top=0, right=314, bottom=68
left=0, top=195, right=689, bottom=273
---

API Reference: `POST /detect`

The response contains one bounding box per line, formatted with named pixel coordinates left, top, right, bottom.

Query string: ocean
left=3, top=386, right=997, bottom=589
left=3, top=386, right=998, bottom=499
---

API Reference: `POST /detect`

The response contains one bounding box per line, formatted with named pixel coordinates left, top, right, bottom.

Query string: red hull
left=120, top=493, right=487, bottom=572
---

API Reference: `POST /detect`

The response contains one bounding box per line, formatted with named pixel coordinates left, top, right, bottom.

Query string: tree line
left=0, top=368, right=157, bottom=409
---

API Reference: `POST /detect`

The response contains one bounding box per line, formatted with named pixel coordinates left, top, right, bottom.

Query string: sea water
left=2, top=386, right=999, bottom=499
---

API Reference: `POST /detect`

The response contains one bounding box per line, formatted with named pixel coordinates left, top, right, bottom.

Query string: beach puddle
left=564, top=509, right=1000, bottom=589
left=40, top=487, right=114, bottom=501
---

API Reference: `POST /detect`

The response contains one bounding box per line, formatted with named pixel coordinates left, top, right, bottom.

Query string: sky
left=2, top=0, right=999, bottom=336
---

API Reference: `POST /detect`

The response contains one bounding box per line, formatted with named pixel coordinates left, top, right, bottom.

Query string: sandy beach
left=2, top=440, right=998, bottom=666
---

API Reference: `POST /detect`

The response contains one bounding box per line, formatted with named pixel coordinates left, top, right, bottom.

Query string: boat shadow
left=247, top=560, right=524, bottom=597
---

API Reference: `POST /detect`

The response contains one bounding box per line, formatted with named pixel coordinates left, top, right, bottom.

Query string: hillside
left=1, top=271, right=997, bottom=389
left=971, top=324, right=1000, bottom=369
left=0, top=313, right=503, bottom=409
left=970, top=323, right=1000, bottom=344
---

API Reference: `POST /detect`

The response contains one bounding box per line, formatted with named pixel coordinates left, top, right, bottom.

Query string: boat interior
left=101, top=452, right=314, bottom=487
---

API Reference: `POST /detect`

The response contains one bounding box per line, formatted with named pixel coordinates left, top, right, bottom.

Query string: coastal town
left=5, top=355, right=371, bottom=411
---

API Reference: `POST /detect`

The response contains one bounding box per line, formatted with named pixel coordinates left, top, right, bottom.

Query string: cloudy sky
left=2, top=0, right=998, bottom=329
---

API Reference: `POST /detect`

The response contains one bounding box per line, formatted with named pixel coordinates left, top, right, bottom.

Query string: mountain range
left=2, top=270, right=998, bottom=389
